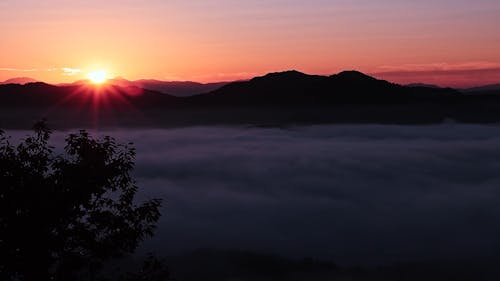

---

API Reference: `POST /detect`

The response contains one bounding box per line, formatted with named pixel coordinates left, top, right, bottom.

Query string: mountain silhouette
left=2, top=70, right=500, bottom=128
left=60, top=77, right=229, bottom=97
left=134, top=79, right=229, bottom=97
left=406, top=83, right=441, bottom=88
left=0, top=82, right=178, bottom=108
left=0, top=77, right=39, bottom=85
left=463, top=83, right=500, bottom=93
left=189, top=70, right=459, bottom=105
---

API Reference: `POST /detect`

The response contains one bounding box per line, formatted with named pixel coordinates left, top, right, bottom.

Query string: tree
left=0, top=121, right=162, bottom=281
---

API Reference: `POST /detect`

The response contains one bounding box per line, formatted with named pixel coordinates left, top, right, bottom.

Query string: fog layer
left=9, top=125, right=500, bottom=265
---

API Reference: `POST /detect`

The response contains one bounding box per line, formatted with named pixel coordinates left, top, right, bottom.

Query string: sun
left=87, top=70, right=108, bottom=84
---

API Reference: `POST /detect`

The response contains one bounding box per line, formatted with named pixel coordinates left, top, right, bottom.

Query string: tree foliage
left=0, top=122, right=162, bottom=281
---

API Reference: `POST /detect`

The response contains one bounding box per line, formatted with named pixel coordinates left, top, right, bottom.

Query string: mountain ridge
left=57, top=78, right=229, bottom=97
left=463, top=83, right=500, bottom=93
left=3, top=70, right=500, bottom=97
left=188, top=70, right=460, bottom=105
left=0, top=70, right=475, bottom=107
left=0, top=77, right=39, bottom=85
left=2, top=70, right=500, bottom=128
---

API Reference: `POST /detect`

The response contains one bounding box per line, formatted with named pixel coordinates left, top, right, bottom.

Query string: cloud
left=1, top=66, right=84, bottom=78
left=130, top=125, right=500, bottom=264
left=375, top=61, right=500, bottom=72
left=0, top=67, right=41, bottom=72
left=7, top=125, right=500, bottom=265
left=370, top=62, right=500, bottom=88
left=61, top=67, right=82, bottom=76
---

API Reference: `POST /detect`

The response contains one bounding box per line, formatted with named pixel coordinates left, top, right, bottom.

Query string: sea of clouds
left=6, top=124, right=500, bottom=265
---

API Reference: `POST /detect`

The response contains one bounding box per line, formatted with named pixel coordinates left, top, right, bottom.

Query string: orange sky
left=1, top=0, right=500, bottom=87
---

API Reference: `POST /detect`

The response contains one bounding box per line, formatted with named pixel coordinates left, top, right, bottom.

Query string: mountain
left=58, top=78, right=134, bottom=87
left=190, top=70, right=459, bottom=105
left=1, top=77, right=38, bottom=85
left=58, top=77, right=229, bottom=97
left=134, top=79, right=229, bottom=97
left=407, top=83, right=440, bottom=88
left=463, top=83, right=500, bottom=93
left=0, top=82, right=179, bottom=108
left=3, top=70, right=500, bottom=128
left=0, top=70, right=469, bottom=108
left=63, top=77, right=229, bottom=97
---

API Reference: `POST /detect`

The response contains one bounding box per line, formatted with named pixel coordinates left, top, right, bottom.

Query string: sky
left=1, top=0, right=500, bottom=87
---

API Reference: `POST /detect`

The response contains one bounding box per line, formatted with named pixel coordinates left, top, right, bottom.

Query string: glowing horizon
left=1, top=0, right=500, bottom=88
left=87, top=70, right=108, bottom=84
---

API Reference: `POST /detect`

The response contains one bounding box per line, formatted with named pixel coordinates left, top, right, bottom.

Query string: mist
left=8, top=124, right=500, bottom=265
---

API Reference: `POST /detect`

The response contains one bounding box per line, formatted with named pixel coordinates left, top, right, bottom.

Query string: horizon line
left=2, top=68, right=500, bottom=89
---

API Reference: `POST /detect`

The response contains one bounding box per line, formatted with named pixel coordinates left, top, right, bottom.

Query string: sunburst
left=86, top=70, right=108, bottom=84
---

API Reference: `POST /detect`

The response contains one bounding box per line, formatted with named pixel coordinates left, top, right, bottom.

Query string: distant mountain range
left=0, top=82, right=178, bottom=108
left=127, top=79, right=229, bottom=97
left=406, top=83, right=440, bottom=88
left=189, top=70, right=461, bottom=105
left=57, top=77, right=229, bottom=97
left=2, top=70, right=500, bottom=128
left=0, top=77, right=39, bottom=85
left=2, top=77, right=228, bottom=97
left=462, top=83, right=500, bottom=93
left=2, top=73, right=499, bottom=96
left=0, top=70, right=466, bottom=107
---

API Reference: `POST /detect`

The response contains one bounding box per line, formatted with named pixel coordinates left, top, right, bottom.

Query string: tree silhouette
left=0, top=122, right=162, bottom=281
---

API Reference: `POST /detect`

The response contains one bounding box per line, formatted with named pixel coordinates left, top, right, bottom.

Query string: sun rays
left=86, top=70, right=108, bottom=84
